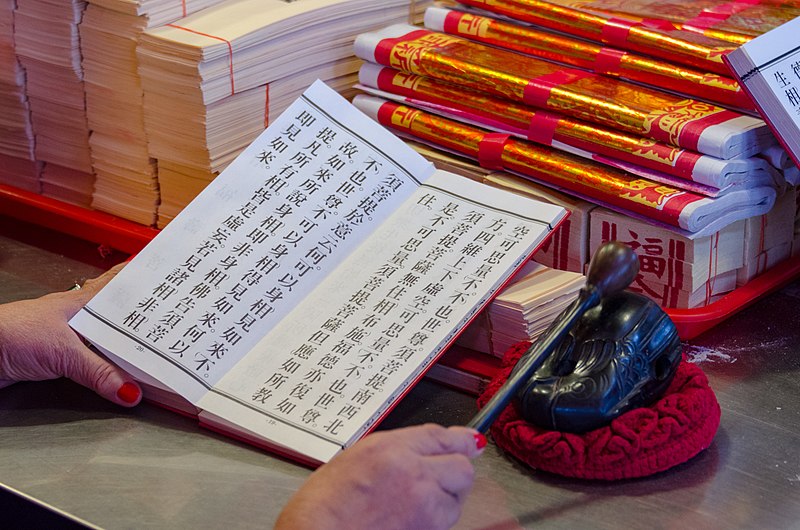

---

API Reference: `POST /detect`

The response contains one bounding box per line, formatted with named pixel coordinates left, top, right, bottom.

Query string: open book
left=69, top=81, right=567, bottom=465
left=724, top=17, right=800, bottom=169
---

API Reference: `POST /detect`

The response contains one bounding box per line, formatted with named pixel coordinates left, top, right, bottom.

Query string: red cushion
left=477, top=341, right=721, bottom=480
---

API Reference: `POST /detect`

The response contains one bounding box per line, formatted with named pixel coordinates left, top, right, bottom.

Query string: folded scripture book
left=69, top=81, right=568, bottom=466
left=724, top=16, right=800, bottom=171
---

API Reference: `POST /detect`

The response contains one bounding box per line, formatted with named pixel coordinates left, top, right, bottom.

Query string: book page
left=730, top=18, right=800, bottom=164
left=198, top=170, right=566, bottom=463
left=70, top=80, right=433, bottom=402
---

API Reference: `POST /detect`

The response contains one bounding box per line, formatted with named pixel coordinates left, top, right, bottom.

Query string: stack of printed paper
left=737, top=188, right=797, bottom=286
left=589, top=207, right=745, bottom=308
left=457, top=262, right=585, bottom=356
left=137, top=0, right=431, bottom=226
left=14, top=0, right=93, bottom=205
left=0, top=0, right=37, bottom=191
left=79, top=0, right=226, bottom=225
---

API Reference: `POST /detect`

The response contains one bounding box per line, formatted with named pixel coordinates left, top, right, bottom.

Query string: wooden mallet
left=467, top=241, right=640, bottom=433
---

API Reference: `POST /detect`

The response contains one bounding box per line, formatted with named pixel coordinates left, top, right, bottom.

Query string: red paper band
left=523, top=70, right=591, bottom=108
left=640, top=18, right=677, bottom=31
left=676, top=110, right=736, bottom=152
left=167, top=24, right=235, bottom=95
left=683, top=11, right=729, bottom=30
left=527, top=111, right=560, bottom=145
left=443, top=8, right=464, bottom=33
left=478, top=133, right=510, bottom=170
left=593, top=47, right=626, bottom=76
left=705, top=232, right=720, bottom=302
left=373, top=29, right=432, bottom=67
left=180, top=0, right=186, bottom=17
left=601, top=17, right=636, bottom=47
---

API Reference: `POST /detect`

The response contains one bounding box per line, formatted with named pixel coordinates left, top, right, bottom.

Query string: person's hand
left=275, top=424, right=486, bottom=530
left=0, top=262, right=142, bottom=406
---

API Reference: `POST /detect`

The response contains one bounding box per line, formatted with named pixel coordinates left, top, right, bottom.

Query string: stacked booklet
left=456, top=261, right=585, bottom=356
left=13, top=0, right=93, bottom=205
left=0, top=0, right=37, bottom=192
left=136, top=0, right=432, bottom=226
left=70, top=81, right=568, bottom=464
left=79, top=0, right=226, bottom=225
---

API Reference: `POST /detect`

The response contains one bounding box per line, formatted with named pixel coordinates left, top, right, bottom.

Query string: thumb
left=62, top=336, right=142, bottom=407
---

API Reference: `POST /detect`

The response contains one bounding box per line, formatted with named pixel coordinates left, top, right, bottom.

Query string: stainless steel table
left=2, top=215, right=799, bottom=529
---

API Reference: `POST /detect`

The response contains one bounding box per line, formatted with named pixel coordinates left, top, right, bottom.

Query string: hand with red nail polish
left=0, top=262, right=142, bottom=407
left=275, top=424, right=485, bottom=530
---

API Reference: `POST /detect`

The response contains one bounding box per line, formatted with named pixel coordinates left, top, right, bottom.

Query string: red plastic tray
left=3, top=183, right=798, bottom=340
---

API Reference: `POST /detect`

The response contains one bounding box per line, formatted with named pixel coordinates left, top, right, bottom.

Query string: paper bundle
left=589, top=206, right=745, bottom=308
left=488, top=263, right=584, bottom=356
left=40, top=163, right=95, bottom=208
left=453, top=0, right=739, bottom=75
left=357, top=63, right=780, bottom=193
left=353, top=24, right=775, bottom=159
left=136, top=0, right=430, bottom=227
left=80, top=0, right=226, bottom=225
left=14, top=0, right=93, bottom=185
left=737, top=188, right=797, bottom=285
left=426, top=6, right=753, bottom=111
left=0, top=0, right=35, bottom=160
left=0, top=154, right=40, bottom=193
left=456, top=261, right=585, bottom=356
left=353, top=95, right=776, bottom=236
left=539, top=0, right=799, bottom=43
left=760, top=144, right=800, bottom=187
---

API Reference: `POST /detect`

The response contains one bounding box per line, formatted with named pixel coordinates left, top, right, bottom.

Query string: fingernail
left=117, top=382, right=141, bottom=404
left=474, top=433, right=487, bottom=450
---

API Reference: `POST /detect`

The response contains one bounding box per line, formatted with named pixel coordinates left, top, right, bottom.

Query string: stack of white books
left=13, top=0, right=93, bottom=204
left=737, top=188, right=797, bottom=285
left=0, top=0, right=37, bottom=191
left=588, top=207, right=747, bottom=309
left=79, top=0, right=226, bottom=225
left=136, top=0, right=431, bottom=226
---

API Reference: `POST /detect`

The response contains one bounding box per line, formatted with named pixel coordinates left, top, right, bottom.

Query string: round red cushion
left=477, top=341, right=721, bottom=480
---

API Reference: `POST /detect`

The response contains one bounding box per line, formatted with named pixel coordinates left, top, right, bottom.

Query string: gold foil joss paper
left=358, top=64, right=779, bottom=191
left=453, top=0, right=738, bottom=74
left=538, top=0, right=799, bottom=43
left=353, top=24, right=773, bottom=158
left=353, top=95, right=774, bottom=235
left=425, top=7, right=753, bottom=110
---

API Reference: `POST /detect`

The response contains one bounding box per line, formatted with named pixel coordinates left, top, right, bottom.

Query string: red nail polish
left=117, top=382, right=141, bottom=404
left=474, top=433, right=487, bottom=450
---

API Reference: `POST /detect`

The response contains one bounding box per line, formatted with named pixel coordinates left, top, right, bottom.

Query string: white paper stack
left=0, top=0, right=38, bottom=191
left=79, top=0, right=226, bottom=225
left=737, top=188, right=797, bottom=285
left=40, top=163, right=95, bottom=207
left=760, top=144, right=800, bottom=188
left=589, top=207, right=746, bottom=308
left=13, top=0, right=93, bottom=204
left=137, top=0, right=431, bottom=227
left=484, top=262, right=584, bottom=356
left=456, top=262, right=585, bottom=355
